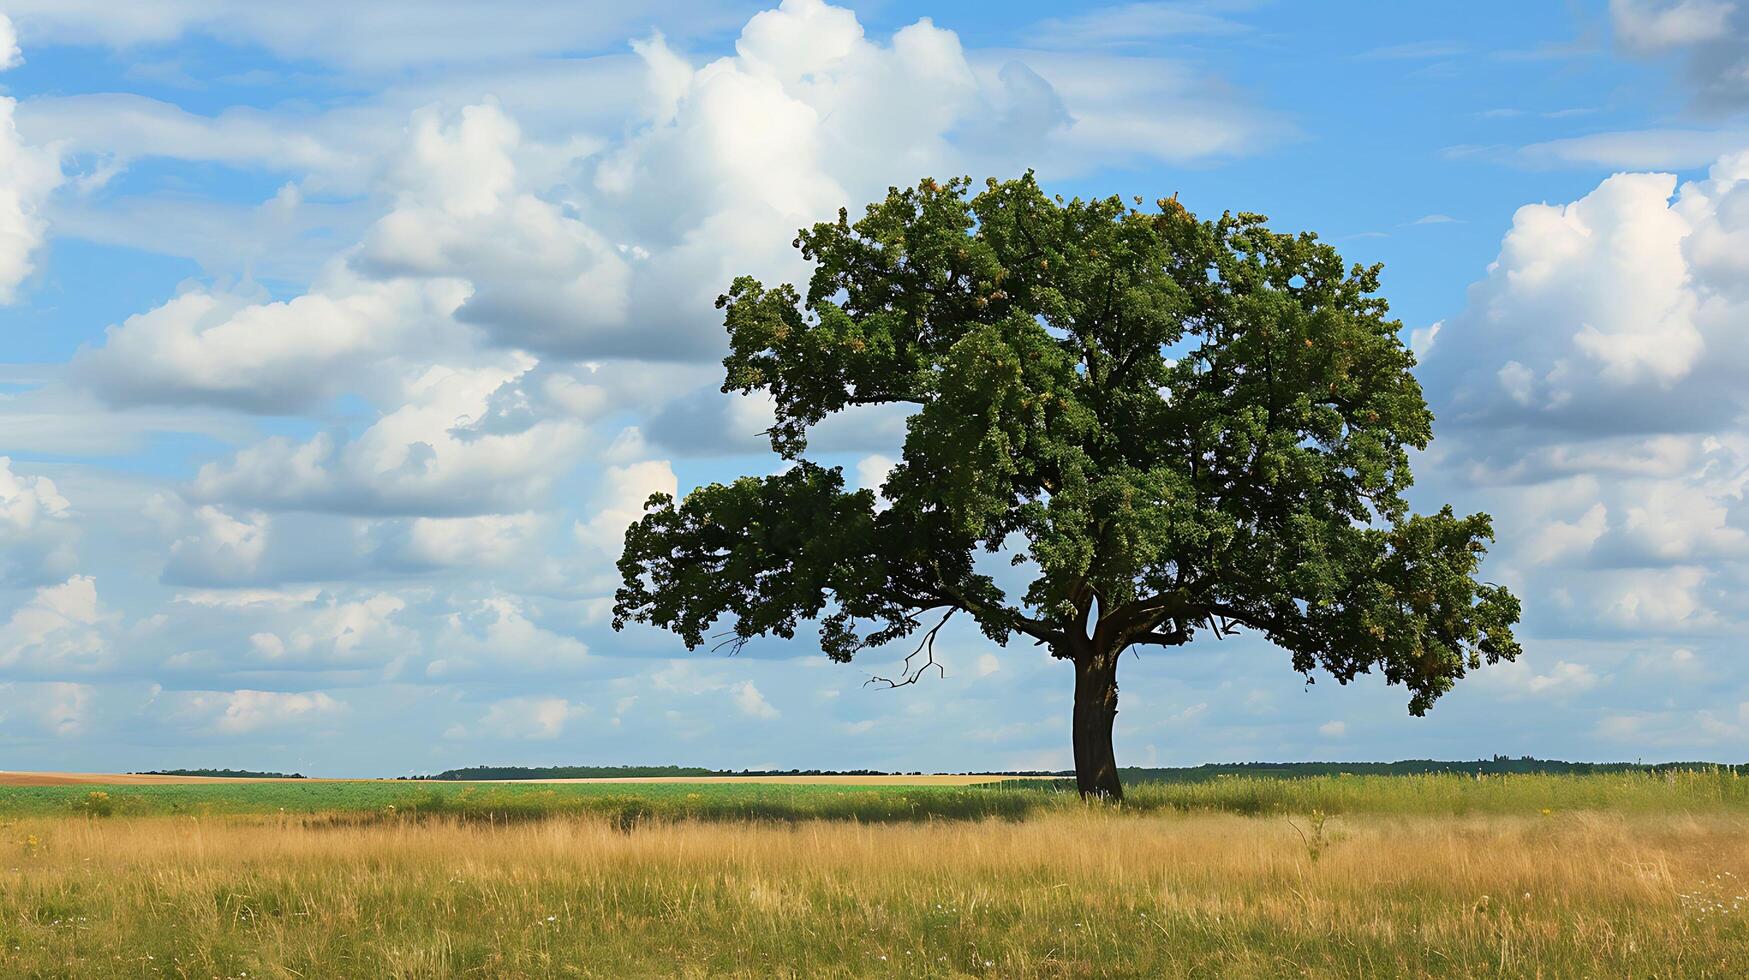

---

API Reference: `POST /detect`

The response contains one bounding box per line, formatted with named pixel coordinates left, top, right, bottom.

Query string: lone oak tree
left=614, top=174, right=1521, bottom=801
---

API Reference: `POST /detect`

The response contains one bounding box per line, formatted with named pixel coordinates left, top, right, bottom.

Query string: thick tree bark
left=1071, top=651, right=1123, bottom=801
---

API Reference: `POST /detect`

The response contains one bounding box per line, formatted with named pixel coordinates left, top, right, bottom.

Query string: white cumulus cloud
left=0, top=576, right=112, bottom=675
left=730, top=679, right=780, bottom=719
left=465, top=696, right=586, bottom=739
left=190, top=362, right=587, bottom=516
left=0, top=98, right=61, bottom=304
left=575, top=460, right=678, bottom=553
left=189, top=689, right=346, bottom=734
left=0, top=457, right=77, bottom=585
left=76, top=270, right=471, bottom=413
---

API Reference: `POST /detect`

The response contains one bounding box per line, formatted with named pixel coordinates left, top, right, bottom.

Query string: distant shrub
left=78, top=791, right=114, bottom=817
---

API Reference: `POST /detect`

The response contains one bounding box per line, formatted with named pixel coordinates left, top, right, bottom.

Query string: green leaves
left=616, top=173, right=1521, bottom=716
left=615, top=463, right=882, bottom=659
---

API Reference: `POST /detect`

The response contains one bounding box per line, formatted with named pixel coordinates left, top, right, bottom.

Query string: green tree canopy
left=615, top=174, right=1521, bottom=799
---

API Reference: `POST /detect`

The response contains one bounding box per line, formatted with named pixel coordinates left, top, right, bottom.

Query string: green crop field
left=1, top=771, right=1746, bottom=977
left=4, top=769, right=1748, bottom=821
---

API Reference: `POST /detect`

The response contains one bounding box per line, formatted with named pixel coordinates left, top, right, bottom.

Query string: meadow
left=1, top=772, right=1745, bottom=977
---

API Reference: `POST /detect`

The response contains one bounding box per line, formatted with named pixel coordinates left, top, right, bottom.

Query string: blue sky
left=1, top=0, right=1746, bottom=776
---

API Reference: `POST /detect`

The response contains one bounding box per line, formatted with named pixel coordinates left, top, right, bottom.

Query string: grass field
left=1, top=772, right=1745, bottom=976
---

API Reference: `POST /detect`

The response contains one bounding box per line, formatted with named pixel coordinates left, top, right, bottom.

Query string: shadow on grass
left=323, top=785, right=1064, bottom=828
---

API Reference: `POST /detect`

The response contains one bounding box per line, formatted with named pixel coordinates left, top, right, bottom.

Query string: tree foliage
left=615, top=174, right=1521, bottom=789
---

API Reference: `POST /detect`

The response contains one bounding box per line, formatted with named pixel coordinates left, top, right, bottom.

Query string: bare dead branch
left=709, top=630, right=750, bottom=655
left=866, top=608, right=954, bottom=689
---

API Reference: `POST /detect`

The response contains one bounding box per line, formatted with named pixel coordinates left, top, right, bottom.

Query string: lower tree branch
left=1131, top=627, right=1193, bottom=647
left=926, top=576, right=1066, bottom=647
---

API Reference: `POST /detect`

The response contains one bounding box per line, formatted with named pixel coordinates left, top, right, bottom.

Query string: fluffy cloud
left=0, top=98, right=61, bottom=303
left=281, top=595, right=410, bottom=664
left=1424, top=151, right=1749, bottom=645
left=53, top=1, right=1286, bottom=626
left=0, top=576, right=112, bottom=675
left=38, top=681, right=92, bottom=736
left=1484, top=658, right=1606, bottom=699
left=355, top=104, right=635, bottom=357
left=169, top=688, right=345, bottom=735
left=855, top=454, right=896, bottom=493
left=0, top=15, right=19, bottom=71
left=1523, top=500, right=1609, bottom=567
left=574, top=461, right=678, bottom=553
left=1611, top=0, right=1749, bottom=109
left=1613, top=0, right=1736, bottom=51
left=134, top=589, right=415, bottom=680
left=53, top=582, right=594, bottom=697
left=1426, top=169, right=1714, bottom=425
left=20, top=0, right=1279, bottom=363
left=650, top=661, right=783, bottom=721
left=336, top=4, right=1076, bottom=361
left=190, top=362, right=586, bottom=516
left=218, top=690, right=342, bottom=733
left=426, top=594, right=591, bottom=679
left=1599, top=566, right=1715, bottom=631
left=161, top=508, right=553, bottom=586
left=0, top=458, right=77, bottom=585
left=730, top=679, right=780, bottom=719
left=595, top=0, right=1277, bottom=359
left=343, top=1, right=1273, bottom=363
left=0, top=680, right=95, bottom=736
left=385, top=513, right=545, bottom=570
left=0, top=13, right=60, bottom=303
left=164, top=506, right=271, bottom=584
left=454, top=695, right=587, bottom=740
left=0, top=17, right=58, bottom=303
left=455, top=361, right=693, bottom=445
left=1426, top=153, right=1749, bottom=453
left=76, top=269, right=471, bottom=413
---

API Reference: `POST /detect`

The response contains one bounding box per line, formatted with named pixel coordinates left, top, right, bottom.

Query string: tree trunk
left=1071, top=651, right=1123, bottom=801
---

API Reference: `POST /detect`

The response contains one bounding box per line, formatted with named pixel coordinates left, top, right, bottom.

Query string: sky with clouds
left=0, top=0, right=1745, bottom=776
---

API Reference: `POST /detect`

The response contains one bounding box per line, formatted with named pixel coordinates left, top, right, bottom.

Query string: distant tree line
left=393, top=758, right=1739, bottom=782
left=131, top=769, right=304, bottom=779
left=1117, top=758, right=1736, bottom=782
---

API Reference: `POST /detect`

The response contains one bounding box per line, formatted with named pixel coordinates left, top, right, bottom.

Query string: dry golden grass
left=2, top=807, right=1745, bottom=977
